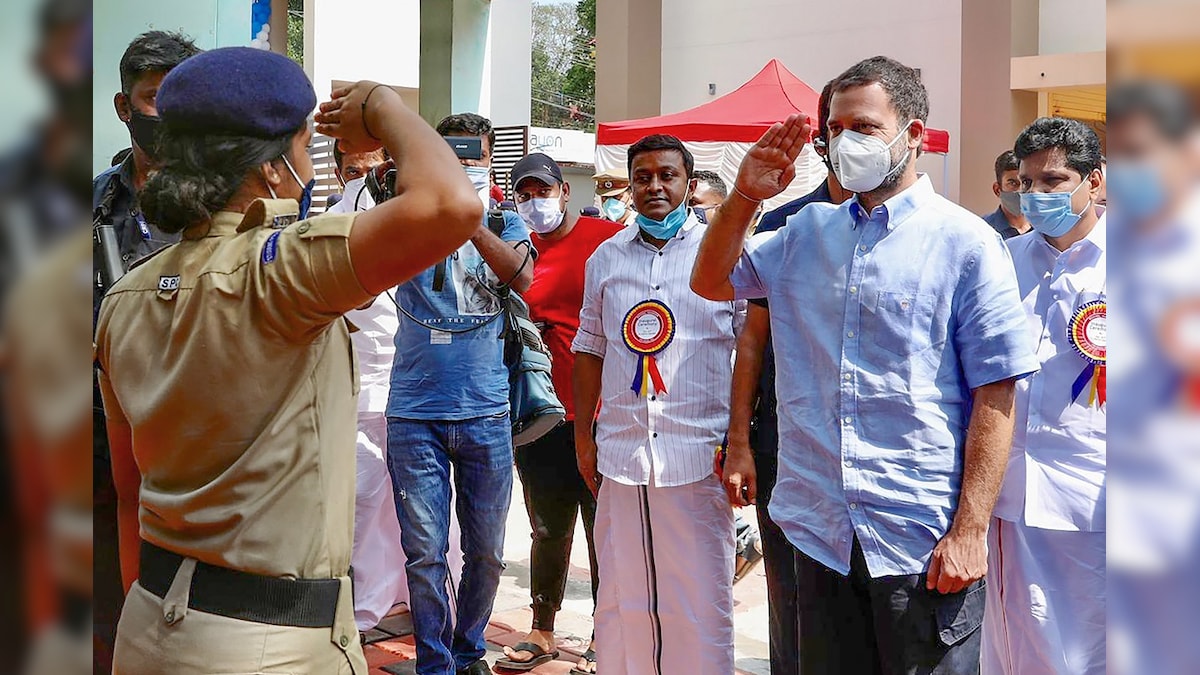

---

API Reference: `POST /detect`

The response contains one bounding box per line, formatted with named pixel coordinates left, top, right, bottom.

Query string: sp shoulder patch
left=158, top=275, right=180, bottom=291
left=262, top=231, right=282, bottom=264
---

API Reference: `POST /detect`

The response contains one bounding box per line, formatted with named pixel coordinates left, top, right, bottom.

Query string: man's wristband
left=733, top=185, right=763, bottom=204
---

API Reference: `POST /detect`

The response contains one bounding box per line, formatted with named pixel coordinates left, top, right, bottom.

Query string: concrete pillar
left=595, top=0, right=661, bottom=123
left=420, top=0, right=492, bottom=126
left=959, top=0, right=1019, bottom=213
left=488, top=0, right=532, bottom=126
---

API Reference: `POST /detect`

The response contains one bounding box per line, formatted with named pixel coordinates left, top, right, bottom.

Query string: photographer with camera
left=383, top=113, right=533, bottom=675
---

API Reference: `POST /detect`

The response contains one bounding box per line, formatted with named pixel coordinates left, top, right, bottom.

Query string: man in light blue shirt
left=692, top=56, right=1038, bottom=674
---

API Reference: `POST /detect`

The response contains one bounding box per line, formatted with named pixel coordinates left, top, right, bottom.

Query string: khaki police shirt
left=94, top=198, right=374, bottom=580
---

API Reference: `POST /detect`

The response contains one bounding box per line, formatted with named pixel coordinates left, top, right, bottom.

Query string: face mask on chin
left=635, top=193, right=690, bottom=240
left=829, top=121, right=915, bottom=193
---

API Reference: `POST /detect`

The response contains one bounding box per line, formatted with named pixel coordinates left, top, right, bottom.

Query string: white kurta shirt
left=994, top=215, right=1107, bottom=531
left=330, top=180, right=397, bottom=415
left=572, top=216, right=739, bottom=488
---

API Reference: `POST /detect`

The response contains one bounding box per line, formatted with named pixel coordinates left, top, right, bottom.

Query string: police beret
left=156, top=47, right=316, bottom=138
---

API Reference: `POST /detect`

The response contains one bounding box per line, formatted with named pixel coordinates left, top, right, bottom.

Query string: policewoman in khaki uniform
left=94, top=47, right=483, bottom=674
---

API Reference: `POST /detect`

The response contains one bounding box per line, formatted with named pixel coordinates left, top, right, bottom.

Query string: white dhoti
left=352, top=413, right=408, bottom=630
left=351, top=413, right=466, bottom=631
left=594, top=474, right=734, bottom=675
left=982, top=517, right=1106, bottom=675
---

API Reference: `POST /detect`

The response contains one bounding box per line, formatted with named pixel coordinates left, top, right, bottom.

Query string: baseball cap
left=511, top=153, right=563, bottom=190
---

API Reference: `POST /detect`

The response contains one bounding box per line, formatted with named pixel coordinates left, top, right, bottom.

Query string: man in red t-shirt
left=496, top=153, right=622, bottom=674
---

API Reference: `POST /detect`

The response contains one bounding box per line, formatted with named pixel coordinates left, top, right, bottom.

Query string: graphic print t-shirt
left=386, top=209, right=532, bottom=420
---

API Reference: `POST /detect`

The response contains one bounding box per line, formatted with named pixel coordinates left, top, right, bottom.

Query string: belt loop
left=162, top=557, right=196, bottom=625
left=331, top=576, right=360, bottom=668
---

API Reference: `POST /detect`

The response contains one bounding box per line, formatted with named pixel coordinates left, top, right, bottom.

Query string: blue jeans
left=386, top=414, right=514, bottom=675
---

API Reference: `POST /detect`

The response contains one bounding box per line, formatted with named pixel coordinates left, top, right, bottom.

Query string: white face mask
left=829, top=121, right=914, bottom=193
left=464, top=165, right=491, bottom=193
left=517, top=197, right=565, bottom=234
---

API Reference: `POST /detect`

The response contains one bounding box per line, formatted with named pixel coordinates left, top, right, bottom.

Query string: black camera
left=443, top=136, right=483, bottom=160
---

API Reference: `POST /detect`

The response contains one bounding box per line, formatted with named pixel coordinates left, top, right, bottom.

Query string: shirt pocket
left=867, top=291, right=937, bottom=359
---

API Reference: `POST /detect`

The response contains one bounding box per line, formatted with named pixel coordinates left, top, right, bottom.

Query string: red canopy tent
left=595, top=60, right=951, bottom=205
left=598, top=59, right=950, bottom=151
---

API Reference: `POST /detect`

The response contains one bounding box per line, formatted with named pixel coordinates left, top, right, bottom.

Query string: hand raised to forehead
left=734, top=114, right=812, bottom=202
left=315, top=80, right=400, bottom=155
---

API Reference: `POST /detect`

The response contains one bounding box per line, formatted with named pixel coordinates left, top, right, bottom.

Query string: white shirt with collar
left=572, top=215, right=740, bottom=488
left=995, top=213, right=1107, bottom=531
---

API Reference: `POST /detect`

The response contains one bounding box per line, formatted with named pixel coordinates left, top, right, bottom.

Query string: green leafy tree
left=562, top=0, right=595, bottom=130
left=287, top=0, right=303, bottom=66
left=530, top=0, right=595, bottom=131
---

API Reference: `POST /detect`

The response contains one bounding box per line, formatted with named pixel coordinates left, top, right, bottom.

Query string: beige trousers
left=113, top=558, right=367, bottom=675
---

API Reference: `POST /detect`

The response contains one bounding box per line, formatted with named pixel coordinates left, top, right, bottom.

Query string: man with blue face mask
left=692, top=56, right=1038, bottom=674
left=982, top=117, right=1107, bottom=675
left=572, top=134, right=743, bottom=674
left=384, top=112, right=534, bottom=675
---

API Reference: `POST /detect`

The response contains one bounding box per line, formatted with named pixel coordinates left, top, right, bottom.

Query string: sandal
left=569, top=648, right=597, bottom=674
left=495, top=641, right=560, bottom=671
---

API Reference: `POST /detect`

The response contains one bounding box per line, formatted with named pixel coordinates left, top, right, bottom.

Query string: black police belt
left=139, top=540, right=342, bottom=628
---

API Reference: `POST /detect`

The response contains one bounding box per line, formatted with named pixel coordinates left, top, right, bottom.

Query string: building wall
left=595, top=0, right=661, bottom=123
left=488, top=0, right=533, bottom=126
left=309, top=0, right=421, bottom=106
left=960, top=0, right=1018, bottom=214
left=657, top=0, right=965, bottom=199
left=92, top=0, right=251, bottom=174
left=1037, top=0, right=1105, bottom=55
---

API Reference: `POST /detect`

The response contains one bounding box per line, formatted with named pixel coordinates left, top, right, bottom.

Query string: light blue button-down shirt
left=729, top=175, right=1038, bottom=577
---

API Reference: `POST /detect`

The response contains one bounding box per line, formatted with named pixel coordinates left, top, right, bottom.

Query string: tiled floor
left=362, top=468, right=772, bottom=674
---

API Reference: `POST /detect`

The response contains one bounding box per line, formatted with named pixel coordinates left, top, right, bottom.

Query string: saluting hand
left=315, top=80, right=401, bottom=154
left=733, top=114, right=812, bottom=202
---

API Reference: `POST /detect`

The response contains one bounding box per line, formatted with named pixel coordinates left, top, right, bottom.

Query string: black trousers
left=793, top=537, right=986, bottom=675
left=93, top=407, right=125, bottom=674
left=752, top=413, right=800, bottom=675
left=513, top=421, right=599, bottom=631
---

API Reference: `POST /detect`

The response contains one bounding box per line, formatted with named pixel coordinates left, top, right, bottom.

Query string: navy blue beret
left=156, top=47, right=316, bottom=138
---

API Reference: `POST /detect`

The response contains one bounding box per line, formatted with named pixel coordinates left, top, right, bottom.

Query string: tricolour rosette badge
left=1068, top=300, right=1106, bottom=408
left=622, top=300, right=675, bottom=397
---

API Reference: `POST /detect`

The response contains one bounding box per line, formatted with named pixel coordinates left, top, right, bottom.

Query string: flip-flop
left=495, top=642, right=559, bottom=671
left=569, top=648, right=597, bottom=675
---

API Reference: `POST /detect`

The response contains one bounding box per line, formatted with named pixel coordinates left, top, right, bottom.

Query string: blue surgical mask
left=1020, top=178, right=1091, bottom=238
left=1106, top=162, right=1167, bottom=223
left=635, top=194, right=691, bottom=240
left=602, top=197, right=627, bottom=221
left=280, top=154, right=316, bottom=220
